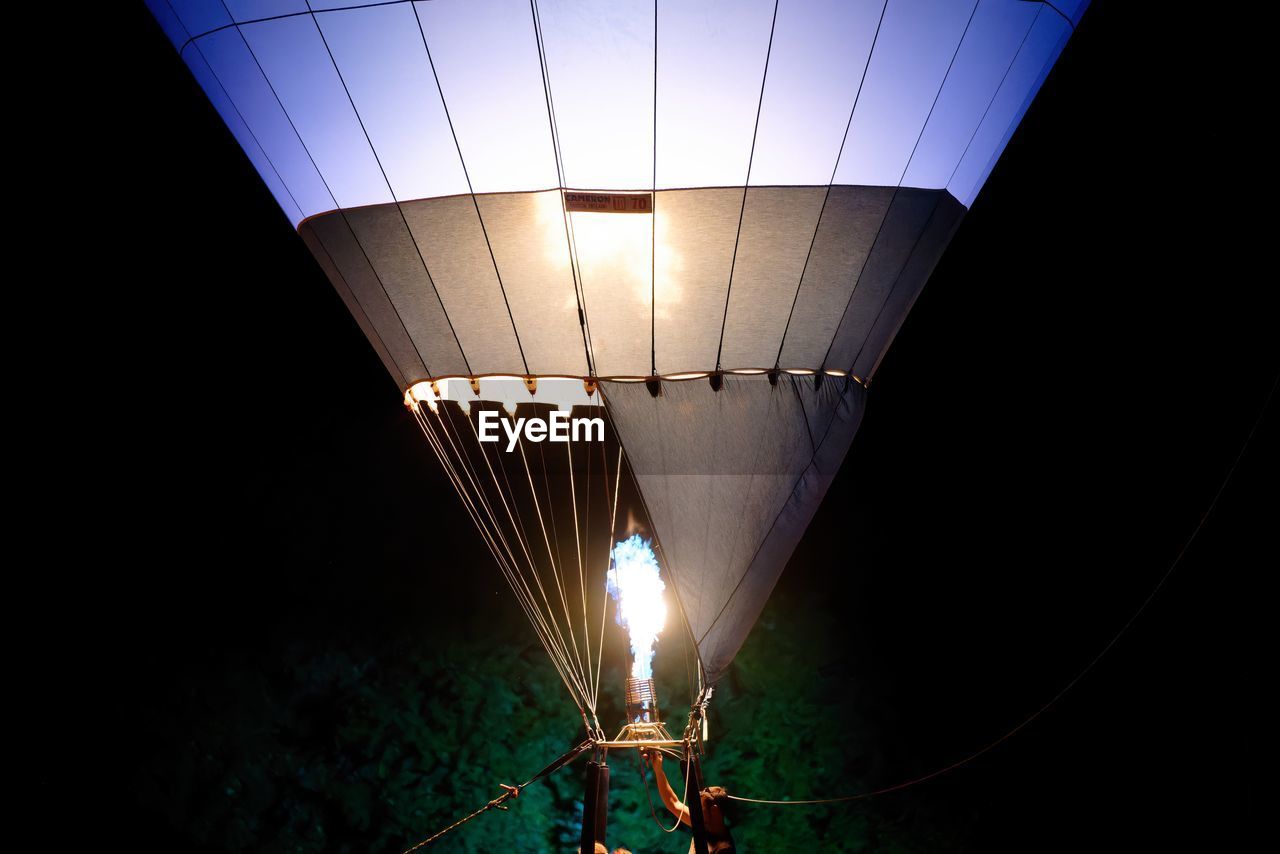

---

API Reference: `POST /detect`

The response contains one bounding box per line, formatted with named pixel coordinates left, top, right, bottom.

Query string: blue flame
left=606, top=535, right=667, bottom=681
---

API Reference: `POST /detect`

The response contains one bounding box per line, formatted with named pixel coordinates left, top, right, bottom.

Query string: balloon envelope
left=148, top=0, right=1085, bottom=685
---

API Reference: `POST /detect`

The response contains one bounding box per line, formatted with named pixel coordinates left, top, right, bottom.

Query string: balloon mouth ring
left=403, top=369, right=867, bottom=409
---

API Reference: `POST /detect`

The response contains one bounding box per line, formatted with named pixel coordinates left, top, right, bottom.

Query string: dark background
left=31, top=3, right=1273, bottom=851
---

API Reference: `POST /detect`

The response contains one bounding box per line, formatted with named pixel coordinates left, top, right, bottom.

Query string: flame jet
left=607, top=535, right=667, bottom=682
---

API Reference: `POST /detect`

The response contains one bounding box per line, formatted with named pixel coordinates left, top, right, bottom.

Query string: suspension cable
left=411, top=406, right=587, bottom=712
left=593, top=447, right=624, bottom=711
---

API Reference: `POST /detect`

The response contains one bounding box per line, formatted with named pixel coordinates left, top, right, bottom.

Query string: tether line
left=399, top=739, right=593, bottom=852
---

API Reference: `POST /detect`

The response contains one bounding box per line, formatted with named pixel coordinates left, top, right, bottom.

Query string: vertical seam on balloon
left=847, top=194, right=946, bottom=377
left=863, top=203, right=965, bottom=382
left=597, top=385, right=709, bottom=683
left=173, top=1, right=414, bottom=392
left=170, top=3, right=307, bottom=225
left=212, top=0, right=441, bottom=381
left=696, top=378, right=865, bottom=647
left=794, top=377, right=817, bottom=456
left=307, top=225, right=407, bottom=390
left=411, top=2, right=531, bottom=376
left=173, top=1, right=1073, bottom=70
left=1035, top=0, right=1075, bottom=31
left=529, top=0, right=598, bottom=379
left=691, top=382, right=726, bottom=645
left=946, top=4, right=1044, bottom=193
left=714, top=376, right=784, bottom=666
left=172, top=1, right=1070, bottom=68
left=530, top=0, right=597, bottom=374
left=713, top=0, right=781, bottom=373
left=773, top=0, right=890, bottom=370
left=303, top=1, right=475, bottom=376
left=961, top=17, right=1071, bottom=206
left=775, top=2, right=983, bottom=558
left=180, top=0, right=416, bottom=55
left=818, top=0, right=982, bottom=373
left=651, top=0, right=658, bottom=377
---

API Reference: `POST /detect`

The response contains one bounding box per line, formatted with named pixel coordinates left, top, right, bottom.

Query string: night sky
left=35, top=4, right=1273, bottom=851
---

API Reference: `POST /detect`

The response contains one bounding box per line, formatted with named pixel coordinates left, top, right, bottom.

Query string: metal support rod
left=579, top=759, right=609, bottom=853
left=595, top=737, right=683, bottom=749
left=683, top=744, right=710, bottom=854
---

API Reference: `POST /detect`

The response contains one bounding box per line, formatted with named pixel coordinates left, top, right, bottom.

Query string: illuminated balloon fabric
left=148, top=0, right=1086, bottom=685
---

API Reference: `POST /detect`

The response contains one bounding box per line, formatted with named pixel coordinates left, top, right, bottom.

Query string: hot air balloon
left=145, top=1, right=1087, bottom=849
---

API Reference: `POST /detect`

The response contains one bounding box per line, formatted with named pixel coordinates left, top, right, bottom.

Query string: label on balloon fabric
left=563, top=191, right=653, bottom=213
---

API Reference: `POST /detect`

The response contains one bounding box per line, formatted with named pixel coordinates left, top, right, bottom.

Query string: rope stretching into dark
left=400, top=739, right=593, bottom=852
left=726, top=373, right=1277, bottom=807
